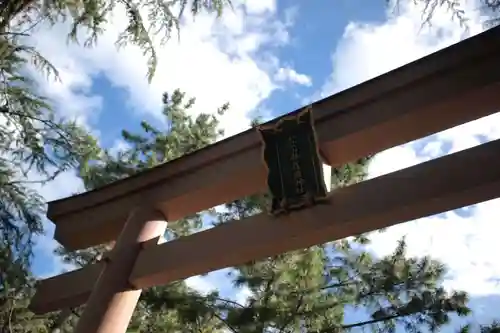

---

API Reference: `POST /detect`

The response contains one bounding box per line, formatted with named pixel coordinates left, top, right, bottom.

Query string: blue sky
left=23, top=0, right=500, bottom=330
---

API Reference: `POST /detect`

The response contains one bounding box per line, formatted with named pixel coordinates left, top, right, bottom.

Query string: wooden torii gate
left=30, top=26, right=500, bottom=333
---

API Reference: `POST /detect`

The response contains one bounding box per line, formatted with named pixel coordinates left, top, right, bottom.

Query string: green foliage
left=0, top=16, right=99, bottom=333
left=0, top=26, right=100, bottom=263
left=0, top=7, right=101, bottom=332
left=0, top=244, right=52, bottom=332
left=0, top=0, right=232, bottom=81
left=129, top=283, right=224, bottom=332
left=390, top=0, right=500, bottom=29
left=459, top=321, right=500, bottom=333
left=79, top=90, right=227, bottom=191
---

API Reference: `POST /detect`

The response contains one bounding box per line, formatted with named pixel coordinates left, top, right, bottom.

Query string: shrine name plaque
left=257, top=107, right=329, bottom=216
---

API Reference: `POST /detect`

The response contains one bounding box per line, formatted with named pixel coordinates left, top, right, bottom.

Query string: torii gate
left=30, top=26, right=500, bottom=333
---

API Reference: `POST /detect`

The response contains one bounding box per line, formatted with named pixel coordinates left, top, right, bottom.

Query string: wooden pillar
left=74, top=207, right=167, bottom=333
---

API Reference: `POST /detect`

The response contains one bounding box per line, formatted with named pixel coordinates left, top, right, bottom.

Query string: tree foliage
left=391, top=0, right=500, bottom=28
left=0, top=0, right=232, bottom=81
left=0, top=32, right=99, bottom=250
left=0, top=34, right=96, bottom=332
left=0, top=13, right=100, bottom=333
left=0, top=19, right=101, bottom=332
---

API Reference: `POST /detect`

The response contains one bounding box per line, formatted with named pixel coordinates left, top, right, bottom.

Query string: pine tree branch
left=342, top=314, right=401, bottom=330
left=0, top=0, right=36, bottom=32
left=255, top=273, right=276, bottom=331
left=278, top=294, right=304, bottom=333
left=214, top=297, right=245, bottom=309
left=320, top=280, right=357, bottom=292
left=49, top=308, right=72, bottom=333
left=0, top=106, right=74, bottom=151
left=314, top=314, right=403, bottom=333
left=212, top=312, right=238, bottom=333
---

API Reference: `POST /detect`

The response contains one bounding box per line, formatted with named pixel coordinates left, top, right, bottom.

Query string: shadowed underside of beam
left=49, top=26, right=500, bottom=250
left=30, top=139, right=500, bottom=314
left=30, top=263, right=102, bottom=314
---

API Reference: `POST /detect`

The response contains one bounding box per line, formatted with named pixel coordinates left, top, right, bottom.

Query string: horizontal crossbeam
left=31, top=139, right=500, bottom=313
left=30, top=262, right=103, bottom=314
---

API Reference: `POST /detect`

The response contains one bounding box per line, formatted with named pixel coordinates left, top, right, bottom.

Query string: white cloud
left=245, top=0, right=276, bottom=15
left=366, top=144, right=424, bottom=179
left=185, top=275, right=218, bottom=294
left=234, top=286, right=252, bottom=305
left=25, top=46, right=103, bottom=138
left=274, top=67, right=312, bottom=86
left=435, top=113, right=500, bottom=154
left=319, top=0, right=486, bottom=97
left=109, top=138, right=132, bottom=156
left=26, top=0, right=300, bottom=139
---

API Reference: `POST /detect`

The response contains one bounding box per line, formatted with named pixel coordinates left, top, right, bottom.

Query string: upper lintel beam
left=51, top=26, right=500, bottom=250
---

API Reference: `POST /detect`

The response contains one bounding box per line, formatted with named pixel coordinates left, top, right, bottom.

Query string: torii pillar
left=73, top=207, right=167, bottom=333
